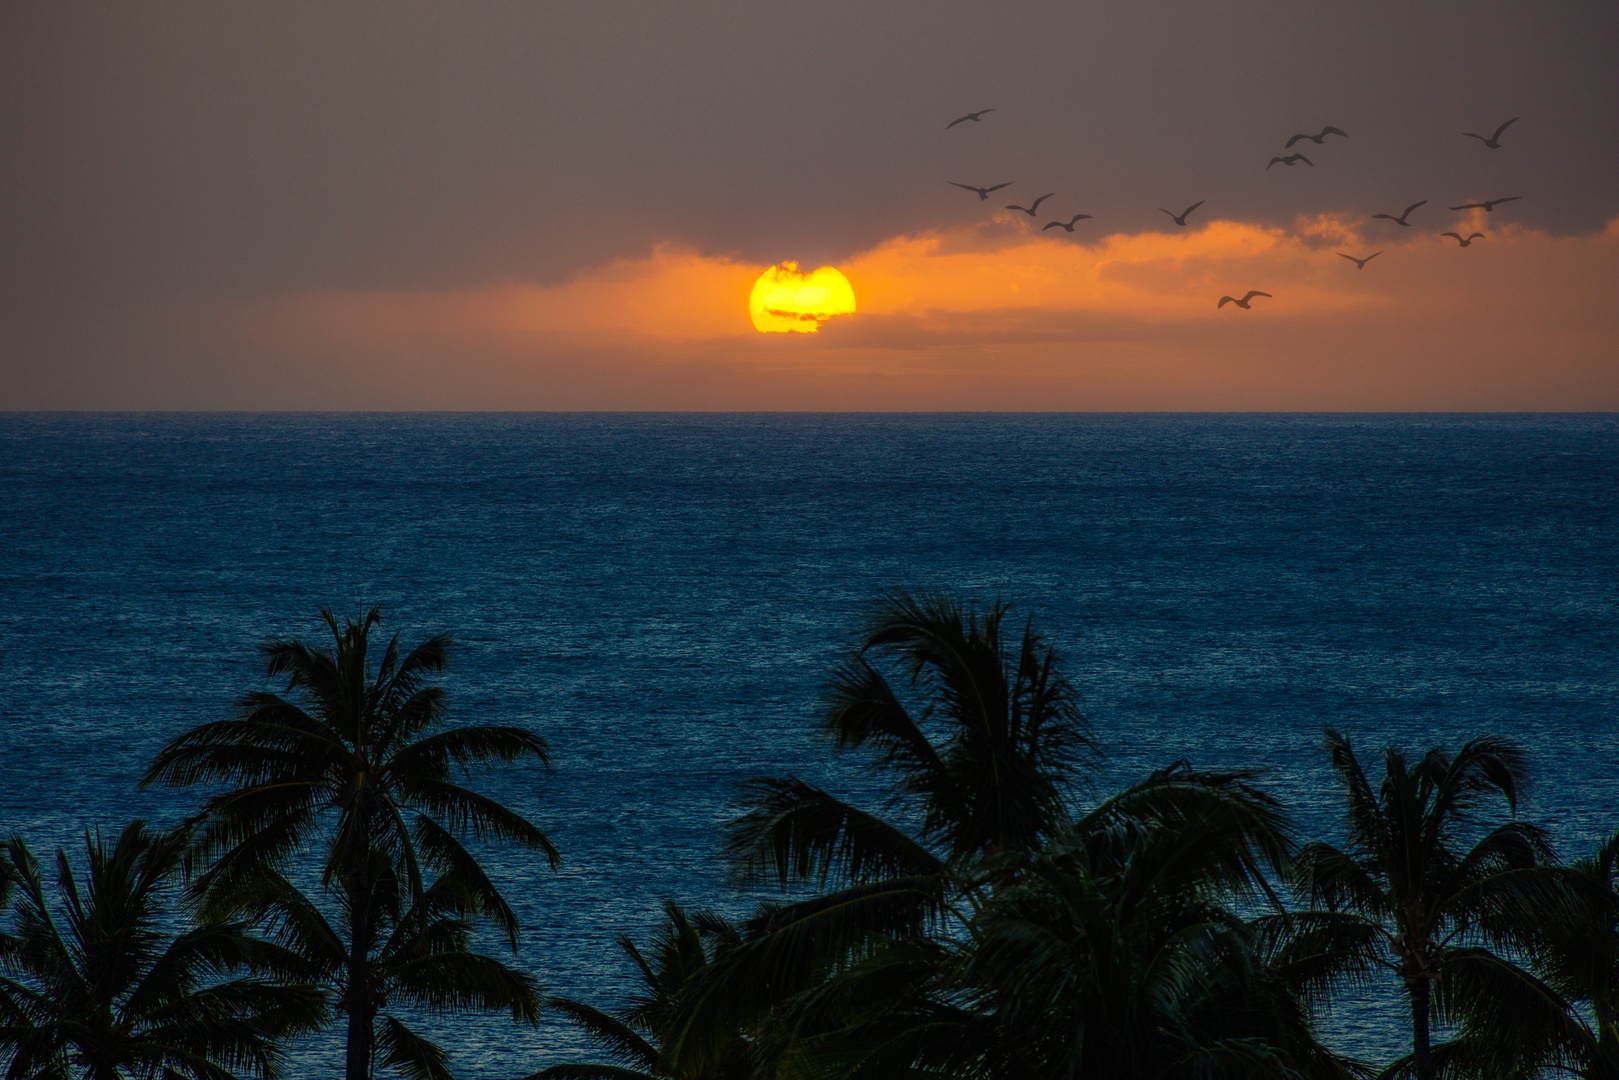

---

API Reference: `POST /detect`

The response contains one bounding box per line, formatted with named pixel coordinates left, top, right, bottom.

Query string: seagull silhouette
left=1159, top=200, right=1205, bottom=226
left=1218, top=291, right=1272, bottom=309
left=1006, top=193, right=1056, bottom=216
left=1267, top=153, right=1314, bottom=169
left=1441, top=232, right=1485, bottom=247
left=1285, top=126, right=1348, bottom=147
left=1371, top=200, right=1428, bottom=226
left=1042, top=214, right=1094, bottom=232
left=1337, top=251, right=1383, bottom=270
left=950, top=181, right=1012, bottom=200
left=946, top=109, right=995, bottom=129
left=1448, top=196, right=1521, bottom=212
left=1464, top=117, right=1518, bottom=149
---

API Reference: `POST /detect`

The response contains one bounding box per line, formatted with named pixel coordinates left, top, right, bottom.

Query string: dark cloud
left=1, top=1, right=1615, bottom=390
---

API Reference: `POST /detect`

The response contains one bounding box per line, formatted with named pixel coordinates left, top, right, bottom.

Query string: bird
left=1286, top=126, right=1348, bottom=147
left=1448, top=196, right=1521, bottom=212
left=1463, top=117, right=1518, bottom=149
left=1218, top=290, right=1272, bottom=309
left=1267, top=153, right=1314, bottom=169
left=1337, top=251, right=1383, bottom=269
left=1042, top=214, right=1094, bottom=232
left=946, top=109, right=995, bottom=129
left=950, top=181, right=1012, bottom=200
left=1160, top=200, right=1205, bottom=226
left=1371, top=200, right=1428, bottom=226
left=1441, top=231, right=1485, bottom=247
left=1006, top=193, right=1056, bottom=216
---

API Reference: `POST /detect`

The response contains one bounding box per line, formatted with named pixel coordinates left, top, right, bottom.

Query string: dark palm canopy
left=1272, top=728, right=1557, bottom=1080
left=654, top=593, right=1347, bottom=1080
left=527, top=902, right=752, bottom=1080
left=142, top=607, right=557, bottom=1080
left=0, top=822, right=323, bottom=1080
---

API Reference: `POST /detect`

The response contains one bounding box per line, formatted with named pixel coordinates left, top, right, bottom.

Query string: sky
left=2, top=1, right=1616, bottom=410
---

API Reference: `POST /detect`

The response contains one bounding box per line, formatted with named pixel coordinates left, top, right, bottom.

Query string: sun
left=749, top=262, right=856, bottom=333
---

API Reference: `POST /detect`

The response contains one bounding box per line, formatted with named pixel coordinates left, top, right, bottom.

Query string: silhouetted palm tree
left=142, top=607, right=557, bottom=1080
left=0, top=822, right=323, bottom=1080
left=226, top=856, right=540, bottom=1080
left=662, top=593, right=1091, bottom=1068
left=666, top=593, right=1329, bottom=1079
left=750, top=761, right=1338, bottom=1080
left=524, top=902, right=753, bottom=1080
left=1269, top=729, right=1557, bottom=1080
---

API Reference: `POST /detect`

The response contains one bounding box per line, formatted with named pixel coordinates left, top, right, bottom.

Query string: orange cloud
left=194, top=214, right=1618, bottom=410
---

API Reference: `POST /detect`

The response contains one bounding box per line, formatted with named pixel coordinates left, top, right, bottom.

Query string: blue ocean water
left=0, top=413, right=1615, bottom=1075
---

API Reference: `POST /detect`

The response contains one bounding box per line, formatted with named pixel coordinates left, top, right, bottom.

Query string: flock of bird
left=942, top=108, right=1523, bottom=310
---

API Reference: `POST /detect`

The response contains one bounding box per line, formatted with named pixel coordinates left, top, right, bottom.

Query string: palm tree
left=0, top=821, right=323, bottom=1080
left=523, top=902, right=752, bottom=1080
left=665, top=592, right=1329, bottom=1080
left=226, top=857, right=540, bottom=1080
left=1270, top=728, right=1558, bottom=1080
left=1463, top=829, right=1619, bottom=1080
left=661, top=592, right=1092, bottom=1070
left=142, top=607, right=558, bottom=1080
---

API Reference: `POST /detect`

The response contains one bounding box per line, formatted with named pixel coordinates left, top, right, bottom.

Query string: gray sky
left=2, top=1, right=1616, bottom=407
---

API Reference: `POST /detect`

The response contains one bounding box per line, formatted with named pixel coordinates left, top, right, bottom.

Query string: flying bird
left=1441, top=231, right=1485, bottom=247
left=1042, top=214, right=1094, bottom=232
left=1448, top=196, right=1521, bottom=212
left=1267, top=153, right=1314, bottom=169
left=946, top=109, right=995, bottom=129
left=1463, top=117, right=1518, bottom=149
left=1337, top=251, right=1383, bottom=269
left=1006, top=193, right=1056, bottom=216
left=1371, top=200, right=1428, bottom=226
left=1218, top=291, right=1272, bottom=309
left=1160, top=200, right=1205, bottom=226
left=950, top=181, right=1012, bottom=200
left=1286, top=126, right=1348, bottom=147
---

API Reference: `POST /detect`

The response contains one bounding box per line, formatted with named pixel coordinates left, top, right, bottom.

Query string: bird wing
left=976, top=109, right=996, bottom=119
left=1285, top=134, right=1307, bottom=148
left=1441, top=232, right=1462, bottom=240
left=1030, top=193, right=1054, bottom=212
left=985, top=182, right=1012, bottom=193
left=949, top=182, right=979, bottom=192
left=1072, top=214, right=1093, bottom=221
left=1468, top=233, right=1485, bottom=240
left=1404, top=200, right=1428, bottom=215
left=1005, top=204, right=1029, bottom=213
left=1323, top=126, right=1347, bottom=138
left=946, top=116, right=969, bottom=128
left=1218, top=296, right=1235, bottom=307
left=1366, top=251, right=1383, bottom=261
left=1493, top=116, right=1519, bottom=139
left=1491, top=196, right=1521, bottom=207
left=1370, top=213, right=1395, bottom=221
left=1449, top=202, right=1484, bottom=211
left=1041, top=221, right=1063, bottom=230
left=1463, top=132, right=1485, bottom=141
left=1244, top=291, right=1272, bottom=301
left=1337, top=253, right=1357, bottom=262
left=1297, top=154, right=1314, bottom=165
left=1267, top=157, right=1284, bottom=169
left=1184, top=200, right=1205, bottom=216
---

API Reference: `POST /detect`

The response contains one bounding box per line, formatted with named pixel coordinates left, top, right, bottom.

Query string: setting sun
left=748, top=262, right=856, bottom=333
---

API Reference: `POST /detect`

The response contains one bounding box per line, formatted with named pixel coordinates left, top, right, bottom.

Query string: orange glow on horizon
left=749, top=263, right=856, bottom=333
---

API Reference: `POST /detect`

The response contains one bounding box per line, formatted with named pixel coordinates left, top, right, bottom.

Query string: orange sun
left=749, top=262, right=856, bottom=333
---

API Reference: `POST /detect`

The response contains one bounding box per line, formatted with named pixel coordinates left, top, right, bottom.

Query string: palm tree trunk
left=346, top=866, right=373, bottom=1080
left=1409, top=978, right=1433, bottom=1080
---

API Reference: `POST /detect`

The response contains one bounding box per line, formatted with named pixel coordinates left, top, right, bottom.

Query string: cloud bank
left=6, top=214, right=1612, bottom=410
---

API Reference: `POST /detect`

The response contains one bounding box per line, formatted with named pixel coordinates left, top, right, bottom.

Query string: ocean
left=1, top=413, right=1615, bottom=1075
